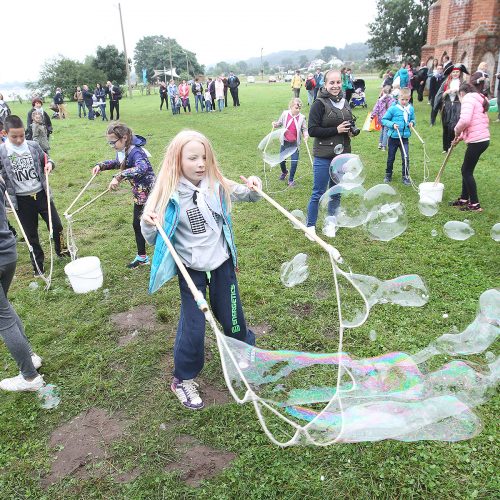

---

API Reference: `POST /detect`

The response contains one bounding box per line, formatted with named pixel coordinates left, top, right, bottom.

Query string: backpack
left=305, top=79, right=313, bottom=91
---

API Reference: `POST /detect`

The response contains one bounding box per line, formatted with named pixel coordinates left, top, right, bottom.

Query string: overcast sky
left=2, top=0, right=377, bottom=83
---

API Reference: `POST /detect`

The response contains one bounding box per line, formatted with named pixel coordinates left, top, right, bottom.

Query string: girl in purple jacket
left=93, top=122, right=156, bottom=268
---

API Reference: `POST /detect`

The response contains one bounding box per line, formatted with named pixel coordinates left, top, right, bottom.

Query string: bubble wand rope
left=153, top=217, right=360, bottom=446
left=65, top=188, right=110, bottom=219
left=0, top=175, right=49, bottom=286
left=395, top=127, right=418, bottom=191
left=409, top=124, right=430, bottom=183
left=43, top=154, right=54, bottom=290
left=434, top=144, right=455, bottom=186
left=64, top=173, right=98, bottom=216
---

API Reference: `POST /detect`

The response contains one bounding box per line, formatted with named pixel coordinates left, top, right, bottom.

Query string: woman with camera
left=306, top=69, right=356, bottom=237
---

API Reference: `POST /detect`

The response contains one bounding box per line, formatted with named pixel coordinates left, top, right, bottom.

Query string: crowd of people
left=0, top=55, right=496, bottom=408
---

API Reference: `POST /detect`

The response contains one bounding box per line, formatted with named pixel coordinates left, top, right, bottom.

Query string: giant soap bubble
left=443, top=221, right=475, bottom=241
left=319, top=184, right=367, bottom=231
left=258, top=130, right=297, bottom=168
left=329, top=154, right=366, bottom=186
left=363, top=184, right=408, bottom=241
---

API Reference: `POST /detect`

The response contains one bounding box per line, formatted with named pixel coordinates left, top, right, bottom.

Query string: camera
left=348, top=117, right=361, bottom=136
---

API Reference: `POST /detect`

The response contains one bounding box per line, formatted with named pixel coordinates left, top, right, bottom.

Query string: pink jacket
left=454, top=92, right=490, bottom=143
left=178, top=83, right=190, bottom=99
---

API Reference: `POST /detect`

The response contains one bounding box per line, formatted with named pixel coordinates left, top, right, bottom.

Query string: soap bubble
left=281, top=253, right=309, bottom=288
left=431, top=229, right=438, bottom=237
left=290, top=209, right=306, bottom=229
left=329, top=154, right=365, bottom=186
left=258, top=130, right=297, bottom=167
left=485, top=352, right=495, bottom=363
left=28, top=282, right=39, bottom=290
left=334, top=144, right=344, bottom=155
left=491, top=223, right=500, bottom=242
left=369, top=330, right=377, bottom=341
left=363, top=184, right=408, bottom=241
left=418, top=199, right=439, bottom=217
left=37, top=384, right=61, bottom=409
left=319, top=185, right=367, bottom=229
left=443, top=221, right=475, bottom=241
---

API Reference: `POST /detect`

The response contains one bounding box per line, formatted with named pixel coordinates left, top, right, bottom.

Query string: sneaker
left=279, top=170, right=288, bottom=180
left=0, top=373, right=44, bottom=392
left=381, top=146, right=386, bottom=151
left=57, top=249, right=71, bottom=258
left=171, top=377, right=204, bottom=410
left=378, top=143, right=382, bottom=149
left=383, top=175, right=392, bottom=183
left=33, top=269, right=45, bottom=278
left=461, top=203, right=483, bottom=212
left=288, top=180, right=296, bottom=187
left=126, top=255, right=149, bottom=269
left=402, top=176, right=411, bottom=186
left=31, top=353, right=42, bottom=369
left=449, top=198, right=468, bottom=207
left=305, top=226, right=316, bottom=241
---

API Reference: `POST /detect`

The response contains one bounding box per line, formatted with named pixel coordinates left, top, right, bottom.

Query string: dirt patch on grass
left=42, top=408, right=130, bottom=487
left=199, top=380, right=232, bottom=407
left=111, top=305, right=159, bottom=346
left=316, top=286, right=330, bottom=299
left=290, top=302, right=314, bottom=317
left=251, top=323, right=273, bottom=337
left=165, top=435, right=237, bottom=487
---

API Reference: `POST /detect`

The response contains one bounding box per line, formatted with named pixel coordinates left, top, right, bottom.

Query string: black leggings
left=133, top=203, right=146, bottom=255
left=160, top=95, right=168, bottom=109
left=460, top=141, right=489, bottom=204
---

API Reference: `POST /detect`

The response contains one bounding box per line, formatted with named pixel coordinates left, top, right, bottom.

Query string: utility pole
left=118, top=3, right=132, bottom=98
left=261, top=48, right=264, bottom=80
left=169, top=39, right=173, bottom=81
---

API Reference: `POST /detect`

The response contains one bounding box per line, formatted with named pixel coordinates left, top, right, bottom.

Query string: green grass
left=1, top=80, right=499, bottom=499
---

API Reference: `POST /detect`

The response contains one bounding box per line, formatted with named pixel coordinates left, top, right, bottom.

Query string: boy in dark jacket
left=0, top=116, right=68, bottom=275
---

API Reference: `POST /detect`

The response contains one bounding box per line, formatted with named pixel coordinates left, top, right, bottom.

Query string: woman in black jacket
left=26, top=97, right=52, bottom=140
left=306, top=69, right=355, bottom=237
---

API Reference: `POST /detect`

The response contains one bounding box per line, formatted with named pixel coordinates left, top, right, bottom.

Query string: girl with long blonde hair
left=141, top=130, right=261, bottom=410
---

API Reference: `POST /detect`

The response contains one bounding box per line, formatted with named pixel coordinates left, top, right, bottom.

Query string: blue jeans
left=87, top=106, right=94, bottom=120
left=307, top=156, right=340, bottom=227
left=174, top=258, right=255, bottom=380
left=77, top=101, right=86, bottom=117
left=379, top=126, right=389, bottom=147
left=99, top=104, right=107, bottom=121
left=386, top=137, right=409, bottom=177
left=205, top=101, right=212, bottom=112
left=279, top=141, right=300, bottom=181
left=194, top=94, right=204, bottom=112
left=218, top=98, right=224, bottom=111
left=307, top=90, right=314, bottom=105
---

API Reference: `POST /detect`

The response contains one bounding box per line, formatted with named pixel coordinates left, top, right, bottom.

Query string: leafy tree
left=93, top=45, right=127, bottom=84
left=27, top=57, right=107, bottom=97
left=281, top=58, right=293, bottom=69
left=234, top=61, right=248, bottom=74
left=298, top=55, right=309, bottom=68
left=134, top=35, right=202, bottom=82
left=368, top=0, right=433, bottom=68
left=318, top=46, right=339, bottom=61
left=211, top=61, right=231, bottom=76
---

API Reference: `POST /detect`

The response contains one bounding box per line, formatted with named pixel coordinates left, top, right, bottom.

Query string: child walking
left=141, top=130, right=261, bottom=410
left=0, top=115, right=68, bottom=276
left=272, top=98, right=308, bottom=187
left=0, top=175, right=44, bottom=391
left=370, top=85, right=394, bottom=151
left=92, top=122, right=156, bottom=269
left=204, top=88, right=212, bottom=112
left=30, top=112, right=50, bottom=153
left=381, top=88, right=415, bottom=185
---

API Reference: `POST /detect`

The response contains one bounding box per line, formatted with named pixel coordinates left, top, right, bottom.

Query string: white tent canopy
left=153, top=68, right=180, bottom=79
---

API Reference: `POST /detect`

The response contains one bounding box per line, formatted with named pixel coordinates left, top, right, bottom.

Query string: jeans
left=174, top=258, right=255, bottom=380
left=307, top=90, right=314, bottom=105
left=87, top=105, right=95, bottom=120
left=217, top=98, right=224, bottom=111
left=110, top=100, right=119, bottom=120
left=313, top=87, right=319, bottom=100
left=99, top=104, right=107, bottom=121
left=205, top=101, right=212, bottom=112
left=77, top=101, right=86, bottom=117
left=386, top=137, right=409, bottom=177
left=307, top=156, right=340, bottom=227
left=460, top=140, right=489, bottom=204
left=279, top=141, right=300, bottom=181
left=0, top=261, right=38, bottom=379
left=379, top=126, right=389, bottom=147
left=194, top=94, right=204, bottom=112
left=182, top=98, right=191, bottom=112
left=230, top=87, right=240, bottom=106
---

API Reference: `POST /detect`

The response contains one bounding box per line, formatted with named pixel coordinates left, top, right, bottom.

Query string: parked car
left=247, top=76, right=255, bottom=83
left=284, top=74, right=292, bottom=82
left=268, top=75, right=277, bottom=83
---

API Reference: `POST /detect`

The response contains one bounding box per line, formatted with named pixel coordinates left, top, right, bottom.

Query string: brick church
left=421, top=0, right=499, bottom=90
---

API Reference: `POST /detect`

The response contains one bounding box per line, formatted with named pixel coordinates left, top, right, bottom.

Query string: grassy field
left=1, top=80, right=499, bottom=499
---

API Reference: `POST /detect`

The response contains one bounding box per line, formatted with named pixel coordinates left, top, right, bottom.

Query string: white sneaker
left=0, top=373, right=45, bottom=392
left=171, top=377, right=204, bottom=410
left=31, top=353, right=42, bottom=369
left=305, top=226, right=316, bottom=241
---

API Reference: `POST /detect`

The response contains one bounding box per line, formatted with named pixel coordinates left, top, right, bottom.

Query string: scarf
left=178, top=176, right=222, bottom=233
left=5, top=139, right=29, bottom=156
left=396, top=104, right=411, bottom=124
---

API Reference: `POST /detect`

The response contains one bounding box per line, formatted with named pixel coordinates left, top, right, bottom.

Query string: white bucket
left=419, top=182, right=444, bottom=204
left=64, top=256, right=103, bottom=293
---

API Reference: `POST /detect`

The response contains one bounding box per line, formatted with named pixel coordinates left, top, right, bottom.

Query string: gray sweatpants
left=0, top=261, right=38, bottom=378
